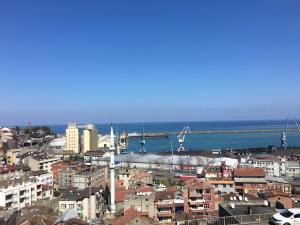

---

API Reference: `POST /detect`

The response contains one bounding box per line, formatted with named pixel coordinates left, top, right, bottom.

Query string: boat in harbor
left=127, top=132, right=169, bottom=139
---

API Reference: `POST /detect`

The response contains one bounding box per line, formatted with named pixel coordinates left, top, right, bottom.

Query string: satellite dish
left=233, top=196, right=237, bottom=201
left=244, top=197, right=248, bottom=202
left=264, top=200, right=269, bottom=207
left=230, top=197, right=233, bottom=201
left=230, top=203, right=235, bottom=209
left=239, top=195, right=243, bottom=201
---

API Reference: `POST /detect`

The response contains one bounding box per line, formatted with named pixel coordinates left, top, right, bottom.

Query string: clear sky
left=1, top=0, right=300, bottom=125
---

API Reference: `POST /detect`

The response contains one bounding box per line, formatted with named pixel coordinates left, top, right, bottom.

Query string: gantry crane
left=139, top=129, right=146, bottom=153
left=177, top=126, right=191, bottom=152
left=281, top=117, right=300, bottom=150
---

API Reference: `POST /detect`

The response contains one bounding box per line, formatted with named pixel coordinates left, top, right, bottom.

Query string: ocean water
left=49, top=120, right=300, bottom=152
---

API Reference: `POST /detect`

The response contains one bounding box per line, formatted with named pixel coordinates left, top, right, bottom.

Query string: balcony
left=190, top=206, right=205, bottom=212
left=158, top=210, right=173, bottom=217
left=189, top=190, right=203, bottom=198
left=158, top=218, right=172, bottom=224
left=157, top=202, right=173, bottom=208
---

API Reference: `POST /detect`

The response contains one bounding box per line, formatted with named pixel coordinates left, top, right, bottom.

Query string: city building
left=284, top=161, right=300, bottom=178
left=83, top=124, right=98, bottom=153
left=207, top=179, right=235, bottom=194
left=58, top=187, right=104, bottom=222
left=6, top=148, right=20, bottom=166
left=98, top=135, right=111, bottom=149
left=204, top=161, right=233, bottom=179
left=113, top=207, right=158, bottom=225
left=261, top=189, right=293, bottom=209
left=48, top=136, right=66, bottom=151
left=0, top=176, right=53, bottom=210
left=0, top=165, right=24, bottom=180
left=233, top=168, right=267, bottom=196
left=266, top=176, right=292, bottom=195
left=154, top=191, right=176, bottom=224
left=51, top=161, right=69, bottom=181
left=124, top=191, right=155, bottom=218
left=65, top=123, right=80, bottom=154
left=183, top=180, right=215, bottom=214
left=83, top=150, right=106, bottom=165
left=58, top=165, right=107, bottom=189
left=23, top=154, right=60, bottom=173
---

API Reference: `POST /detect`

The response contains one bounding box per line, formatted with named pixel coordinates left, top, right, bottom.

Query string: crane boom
left=177, top=126, right=191, bottom=152
left=281, top=117, right=300, bottom=149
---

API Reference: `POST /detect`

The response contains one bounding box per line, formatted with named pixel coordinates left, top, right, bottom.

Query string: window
left=69, top=204, right=74, bottom=209
left=204, top=204, right=210, bottom=209
left=294, top=214, right=300, bottom=218
left=205, top=196, right=211, bottom=201
left=61, top=204, right=66, bottom=209
left=196, top=189, right=203, bottom=194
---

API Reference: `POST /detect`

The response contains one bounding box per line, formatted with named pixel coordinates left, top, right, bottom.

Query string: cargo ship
left=127, top=132, right=169, bottom=139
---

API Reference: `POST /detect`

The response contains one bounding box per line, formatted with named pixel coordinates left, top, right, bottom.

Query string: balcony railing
left=178, top=213, right=273, bottom=225
left=158, top=210, right=173, bottom=216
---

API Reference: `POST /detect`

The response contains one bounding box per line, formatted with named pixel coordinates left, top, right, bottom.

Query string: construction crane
left=139, top=129, right=146, bottom=153
left=281, top=117, right=300, bottom=150
left=177, top=126, right=191, bottom=152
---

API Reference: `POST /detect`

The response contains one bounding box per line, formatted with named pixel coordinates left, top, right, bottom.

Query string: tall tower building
left=109, top=125, right=116, bottom=214
left=65, top=123, right=80, bottom=153
left=83, top=124, right=98, bottom=153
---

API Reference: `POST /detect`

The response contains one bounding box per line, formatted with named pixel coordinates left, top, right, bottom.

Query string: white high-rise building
left=83, top=124, right=98, bottom=153
left=65, top=123, right=80, bottom=153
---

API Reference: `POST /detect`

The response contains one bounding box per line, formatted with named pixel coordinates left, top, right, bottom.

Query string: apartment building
left=6, top=149, right=20, bottom=166
left=23, top=155, right=60, bottom=173
left=0, top=177, right=53, bottom=210
left=183, top=180, right=215, bottom=214
left=204, top=161, right=233, bottom=179
left=207, top=179, right=235, bottom=194
left=83, top=124, right=98, bottom=153
left=59, top=165, right=107, bottom=189
left=154, top=191, right=176, bottom=224
left=51, top=161, right=69, bottom=181
left=233, top=168, right=267, bottom=196
left=266, top=176, right=292, bottom=195
left=240, top=156, right=300, bottom=179
left=124, top=192, right=155, bottom=218
left=0, top=165, right=23, bottom=180
left=285, top=161, right=300, bottom=178
left=58, top=187, right=104, bottom=222
left=65, top=123, right=80, bottom=154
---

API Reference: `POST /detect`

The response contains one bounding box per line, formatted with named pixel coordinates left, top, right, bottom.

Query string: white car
left=271, top=209, right=300, bottom=225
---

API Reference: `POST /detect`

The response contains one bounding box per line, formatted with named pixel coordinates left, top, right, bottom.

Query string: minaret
left=109, top=125, right=116, bottom=214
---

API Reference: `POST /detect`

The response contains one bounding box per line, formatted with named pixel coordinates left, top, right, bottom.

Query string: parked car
left=270, top=208, right=300, bottom=225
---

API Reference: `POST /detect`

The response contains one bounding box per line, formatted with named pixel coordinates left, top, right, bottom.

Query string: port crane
left=177, top=126, right=191, bottom=152
left=281, top=117, right=300, bottom=149
left=139, top=129, right=146, bottom=153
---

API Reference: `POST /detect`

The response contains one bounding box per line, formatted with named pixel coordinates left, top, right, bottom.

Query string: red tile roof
left=0, top=165, right=22, bottom=174
left=115, top=189, right=134, bottom=203
left=114, top=208, right=141, bottom=225
left=234, top=168, right=265, bottom=177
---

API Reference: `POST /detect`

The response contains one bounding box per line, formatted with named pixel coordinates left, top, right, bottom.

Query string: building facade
left=83, top=124, right=98, bottom=153
left=234, top=168, right=268, bottom=196
left=65, top=123, right=80, bottom=153
left=58, top=187, right=104, bottom=222
left=183, top=180, right=215, bottom=214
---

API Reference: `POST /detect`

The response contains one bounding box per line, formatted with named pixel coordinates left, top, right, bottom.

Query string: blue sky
left=1, top=0, right=300, bottom=125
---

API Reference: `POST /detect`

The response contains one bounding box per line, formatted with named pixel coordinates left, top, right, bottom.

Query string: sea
left=48, top=120, right=300, bottom=153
